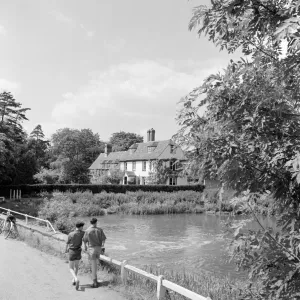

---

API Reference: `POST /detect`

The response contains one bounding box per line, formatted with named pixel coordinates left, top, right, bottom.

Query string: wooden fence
left=99, top=254, right=212, bottom=300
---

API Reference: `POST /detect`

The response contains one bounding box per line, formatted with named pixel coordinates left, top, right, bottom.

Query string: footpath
left=0, top=236, right=125, bottom=300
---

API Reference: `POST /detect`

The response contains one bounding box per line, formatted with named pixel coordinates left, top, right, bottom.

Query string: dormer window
left=170, top=145, right=175, bottom=153
left=129, top=149, right=136, bottom=154
left=147, top=146, right=156, bottom=153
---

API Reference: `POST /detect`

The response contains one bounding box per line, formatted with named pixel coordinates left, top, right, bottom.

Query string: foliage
left=92, top=165, right=125, bottom=185
left=37, top=191, right=205, bottom=224
left=0, top=91, right=35, bottom=184
left=54, top=217, right=76, bottom=234
left=38, top=192, right=106, bottom=226
left=189, top=0, right=300, bottom=58
left=29, top=124, right=49, bottom=169
left=38, top=127, right=104, bottom=184
left=147, top=159, right=180, bottom=184
left=62, top=160, right=90, bottom=184
left=51, top=128, right=103, bottom=164
left=174, top=0, right=300, bottom=298
left=33, top=167, right=63, bottom=184
left=109, top=131, right=143, bottom=152
left=124, top=265, right=246, bottom=300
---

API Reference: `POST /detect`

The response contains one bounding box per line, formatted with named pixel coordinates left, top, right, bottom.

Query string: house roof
left=89, top=139, right=187, bottom=170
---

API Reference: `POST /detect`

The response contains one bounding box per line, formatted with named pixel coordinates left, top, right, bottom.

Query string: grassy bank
left=121, top=265, right=248, bottom=300
left=34, top=189, right=276, bottom=233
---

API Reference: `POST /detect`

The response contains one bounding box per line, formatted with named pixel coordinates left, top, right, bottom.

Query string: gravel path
left=0, top=236, right=125, bottom=300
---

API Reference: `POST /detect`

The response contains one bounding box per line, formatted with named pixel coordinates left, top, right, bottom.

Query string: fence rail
left=0, top=206, right=56, bottom=233
left=99, top=254, right=211, bottom=300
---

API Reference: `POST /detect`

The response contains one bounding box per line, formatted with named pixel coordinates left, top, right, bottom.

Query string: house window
left=170, top=160, right=177, bottom=171
left=132, top=161, right=136, bottom=171
left=169, top=177, right=177, bottom=185
left=170, top=145, right=174, bottom=153
left=142, top=161, right=147, bottom=171
left=125, top=162, right=127, bottom=170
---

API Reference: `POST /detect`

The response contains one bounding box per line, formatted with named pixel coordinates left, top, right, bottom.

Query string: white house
left=89, top=128, right=188, bottom=185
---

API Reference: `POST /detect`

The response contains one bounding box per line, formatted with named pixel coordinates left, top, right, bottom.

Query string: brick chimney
left=104, top=143, right=112, bottom=157
left=147, top=129, right=151, bottom=142
left=150, top=128, right=155, bottom=141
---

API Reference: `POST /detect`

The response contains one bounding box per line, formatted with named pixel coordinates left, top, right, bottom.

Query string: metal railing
left=99, top=254, right=212, bottom=300
left=0, top=207, right=56, bottom=233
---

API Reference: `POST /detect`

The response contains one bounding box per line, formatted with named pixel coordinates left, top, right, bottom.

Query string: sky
left=0, top=0, right=241, bottom=142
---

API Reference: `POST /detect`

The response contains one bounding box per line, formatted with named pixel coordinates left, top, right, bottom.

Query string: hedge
left=0, top=184, right=205, bottom=197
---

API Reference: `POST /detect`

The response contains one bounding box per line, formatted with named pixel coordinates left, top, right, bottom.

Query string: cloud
left=52, top=60, right=223, bottom=129
left=24, top=121, right=68, bottom=140
left=50, top=11, right=74, bottom=25
left=50, top=11, right=95, bottom=38
left=80, top=24, right=95, bottom=38
left=0, top=78, right=20, bottom=92
left=104, top=38, right=126, bottom=52
left=0, top=25, right=6, bottom=36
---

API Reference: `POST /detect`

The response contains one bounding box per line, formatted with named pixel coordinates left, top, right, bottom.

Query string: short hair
left=75, top=221, right=85, bottom=228
left=90, top=217, right=97, bottom=225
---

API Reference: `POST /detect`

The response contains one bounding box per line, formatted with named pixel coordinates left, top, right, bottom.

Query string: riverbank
left=37, top=190, right=206, bottom=233
left=0, top=189, right=275, bottom=234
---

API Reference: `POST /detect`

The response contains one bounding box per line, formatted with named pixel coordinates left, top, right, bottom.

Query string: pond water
left=79, top=214, right=276, bottom=279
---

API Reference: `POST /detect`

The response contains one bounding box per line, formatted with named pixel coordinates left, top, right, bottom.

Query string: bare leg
left=13, top=223, right=19, bottom=237
left=74, top=260, right=79, bottom=277
left=91, top=259, right=97, bottom=280
left=69, top=261, right=78, bottom=282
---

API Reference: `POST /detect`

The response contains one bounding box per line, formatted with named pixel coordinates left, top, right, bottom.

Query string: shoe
left=91, top=280, right=98, bottom=288
left=75, top=280, right=80, bottom=291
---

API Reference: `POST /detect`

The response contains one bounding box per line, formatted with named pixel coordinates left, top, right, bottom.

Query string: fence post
left=10, top=189, right=12, bottom=200
left=25, top=214, right=28, bottom=224
left=121, top=260, right=127, bottom=284
left=19, top=190, right=21, bottom=200
left=157, top=275, right=166, bottom=300
left=13, top=190, right=15, bottom=200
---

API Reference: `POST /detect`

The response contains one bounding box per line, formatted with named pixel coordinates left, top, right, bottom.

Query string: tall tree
left=35, top=128, right=103, bottom=184
left=109, top=131, right=143, bottom=152
left=29, top=125, right=49, bottom=169
left=0, top=91, right=31, bottom=184
left=175, top=1, right=300, bottom=298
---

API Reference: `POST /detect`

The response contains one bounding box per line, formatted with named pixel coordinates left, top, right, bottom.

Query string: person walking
left=65, top=221, right=85, bottom=290
left=83, top=217, right=106, bottom=288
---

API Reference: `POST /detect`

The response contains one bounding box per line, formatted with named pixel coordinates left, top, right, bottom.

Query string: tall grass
left=118, top=265, right=247, bottom=300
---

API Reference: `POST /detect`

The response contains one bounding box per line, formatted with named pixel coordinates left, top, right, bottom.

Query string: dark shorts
left=69, top=249, right=82, bottom=261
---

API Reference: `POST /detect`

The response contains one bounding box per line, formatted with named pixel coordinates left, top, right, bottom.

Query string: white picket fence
left=99, top=254, right=212, bottom=300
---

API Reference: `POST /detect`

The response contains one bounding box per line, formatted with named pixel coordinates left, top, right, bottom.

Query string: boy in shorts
left=65, top=221, right=85, bottom=290
left=83, top=217, right=106, bottom=288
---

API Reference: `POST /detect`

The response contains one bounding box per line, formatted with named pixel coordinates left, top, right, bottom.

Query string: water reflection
left=79, top=214, right=276, bottom=278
